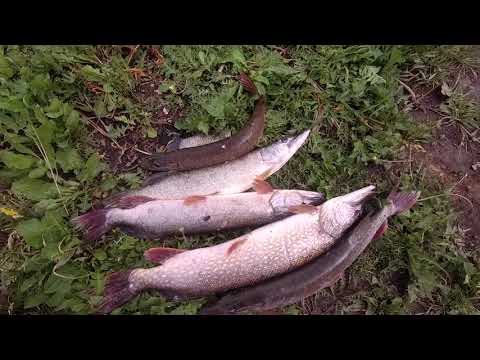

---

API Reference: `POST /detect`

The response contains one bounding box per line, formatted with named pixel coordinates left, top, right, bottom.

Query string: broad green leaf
left=28, top=167, right=47, bottom=179
left=94, top=249, right=107, bottom=261
left=224, top=47, right=247, bottom=70
left=24, top=293, right=46, bottom=309
left=11, top=178, right=58, bottom=201
left=79, top=153, right=106, bottom=182
left=0, top=54, right=14, bottom=79
left=16, top=218, right=45, bottom=249
left=146, top=127, right=157, bottom=138
left=197, top=120, right=209, bottom=134
left=81, top=65, right=105, bottom=82
left=65, top=110, right=80, bottom=133
left=94, top=99, right=107, bottom=118
left=44, top=273, right=72, bottom=294
left=45, top=98, right=64, bottom=118
left=0, top=150, right=36, bottom=170
left=56, top=147, right=83, bottom=172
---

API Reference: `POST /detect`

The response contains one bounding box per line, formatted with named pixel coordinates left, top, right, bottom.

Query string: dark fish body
left=141, top=73, right=266, bottom=173
left=96, top=185, right=375, bottom=314
left=199, top=190, right=419, bottom=315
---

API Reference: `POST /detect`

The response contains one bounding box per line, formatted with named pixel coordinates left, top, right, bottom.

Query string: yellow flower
left=0, top=207, right=22, bottom=219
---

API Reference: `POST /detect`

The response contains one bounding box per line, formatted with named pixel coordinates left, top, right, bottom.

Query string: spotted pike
left=141, top=74, right=265, bottom=172
left=96, top=185, right=375, bottom=314
left=199, top=189, right=420, bottom=315
left=104, top=129, right=311, bottom=206
left=72, top=186, right=325, bottom=243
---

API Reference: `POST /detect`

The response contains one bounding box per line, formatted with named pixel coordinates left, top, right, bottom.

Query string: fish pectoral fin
left=144, top=247, right=188, bottom=264
left=287, top=204, right=317, bottom=214
left=184, top=195, right=207, bottom=206
left=253, top=178, right=274, bottom=194
left=372, top=221, right=388, bottom=241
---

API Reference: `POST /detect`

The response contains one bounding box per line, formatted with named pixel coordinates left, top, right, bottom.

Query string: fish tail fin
left=72, top=209, right=111, bottom=243
left=96, top=270, right=137, bottom=314
left=387, top=190, right=420, bottom=216
left=238, top=73, right=258, bottom=95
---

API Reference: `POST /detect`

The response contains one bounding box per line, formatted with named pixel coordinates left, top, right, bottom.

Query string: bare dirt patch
left=88, top=77, right=185, bottom=173
left=407, top=80, right=480, bottom=249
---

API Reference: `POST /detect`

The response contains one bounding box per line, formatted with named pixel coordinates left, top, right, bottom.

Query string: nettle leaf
left=45, top=98, right=65, bottom=119
left=44, top=273, right=72, bottom=294
left=16, top=218, right=45, bottom=249
left=224, top=47, right=247, bottom=70
left=28, top=167, right=47, bottom=179
left=24, top=293, right=46, bottom=309
left=56, top=147, right=83, bottom=172
left=81, top=65, right=105, bottom=82
left=11, top=178, right=58, bottom=201
left=79, top=153, right=106, bottom=182
left=3, top=133, right=35, bottom=156
left=0, top=54, right=14, bottom=79
left=0, top=150, right=36, bottom=170
left=65, top=110, right=80, bottom=133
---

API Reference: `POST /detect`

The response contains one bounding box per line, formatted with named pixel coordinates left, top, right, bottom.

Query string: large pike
left=141, top=74, right=265, bottom=173
left=199, top=189, right=420, bottom=315
left=96, top=185, right=375, bottom=314
left=104, top=129, right=311, bottom=206
left=72, top=186, right=325, bottom=243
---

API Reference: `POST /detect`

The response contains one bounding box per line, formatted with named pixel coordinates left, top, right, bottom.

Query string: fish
left=103, top=129, right=311, bottom=206
left=172, top=130, right=231, bottom=151
left=141, top=73, right=266, bottom=173
left=199, top=189, right=420, bottom=315
left=96, top=185, right=376, bottom=314
left=72, top=186, right=325, bottom=243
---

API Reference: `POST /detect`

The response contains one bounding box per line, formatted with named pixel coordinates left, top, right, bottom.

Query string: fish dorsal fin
left=287, top=204, right=317, bottom=214
left=183, top=195, right=207, bottom=206
left=253, top=178, right=273, bottom=194
left=144, top=247, right=188, bottom=264
left=108, top=195, right=156, bottom=209
left=226, top=237, right=248, bottom=256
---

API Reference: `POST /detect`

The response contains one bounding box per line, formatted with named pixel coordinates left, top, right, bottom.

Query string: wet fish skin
left=104, top=130, right=311, bottom=205
left=73, top=189, right=325, bottom=243
left=199, top=190, right=420, bottom=315
left=96, top=185, right=375, bottom=314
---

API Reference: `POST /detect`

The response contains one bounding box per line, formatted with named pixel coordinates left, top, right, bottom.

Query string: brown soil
left=408, top=77, right=480, bottom=249
left=89, top=76, right=184, bottom=173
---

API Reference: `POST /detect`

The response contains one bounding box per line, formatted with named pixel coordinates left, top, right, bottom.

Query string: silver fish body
left=95, top=190, right=324, bottom=241
left=97, top=185, right=376, bottom=313
left=105, top=130, right=311, bottom=205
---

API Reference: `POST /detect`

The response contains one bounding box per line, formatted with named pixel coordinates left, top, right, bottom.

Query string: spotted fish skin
left=127, top=186, right=376, bottom=296
left=103, top=130, right=311, bottom=207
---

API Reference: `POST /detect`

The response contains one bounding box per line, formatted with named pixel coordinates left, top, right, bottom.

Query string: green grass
left=1, top=45, right=479, bottom=315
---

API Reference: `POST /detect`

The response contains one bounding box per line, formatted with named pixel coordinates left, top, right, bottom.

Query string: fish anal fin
left=144, top=247, right=188, bottom=264
left=372, top=221, right=388, bottom=241
left=253, top=178, right=273, bottom=194
left=226, top=237, right=248, bottom=256
left=287, top=204, right=317, bottom=214
left=184, top=195, right=207, bottom=206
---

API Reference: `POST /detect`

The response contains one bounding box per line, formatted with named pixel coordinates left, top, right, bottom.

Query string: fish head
left=270, top=190, right=325, bottom=215
left=318, top=185, right=376, bottom=238
left=259, top=130, right=310, bottom=168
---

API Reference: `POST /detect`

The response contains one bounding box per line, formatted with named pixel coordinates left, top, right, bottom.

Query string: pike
left=141, top=73, right=266, bottom=173
left=96, top=185, right=376, bottom=314
left=72, top=186, right=325, bottom=243
left=199, top=189, right=420, bottom=315
left=103, top=129, right=311, bottom=206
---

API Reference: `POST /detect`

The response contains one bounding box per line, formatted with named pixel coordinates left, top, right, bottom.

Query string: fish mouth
left=342, top=185, right=376, bottom=205
left=286, top=129, right=311, bottom=153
